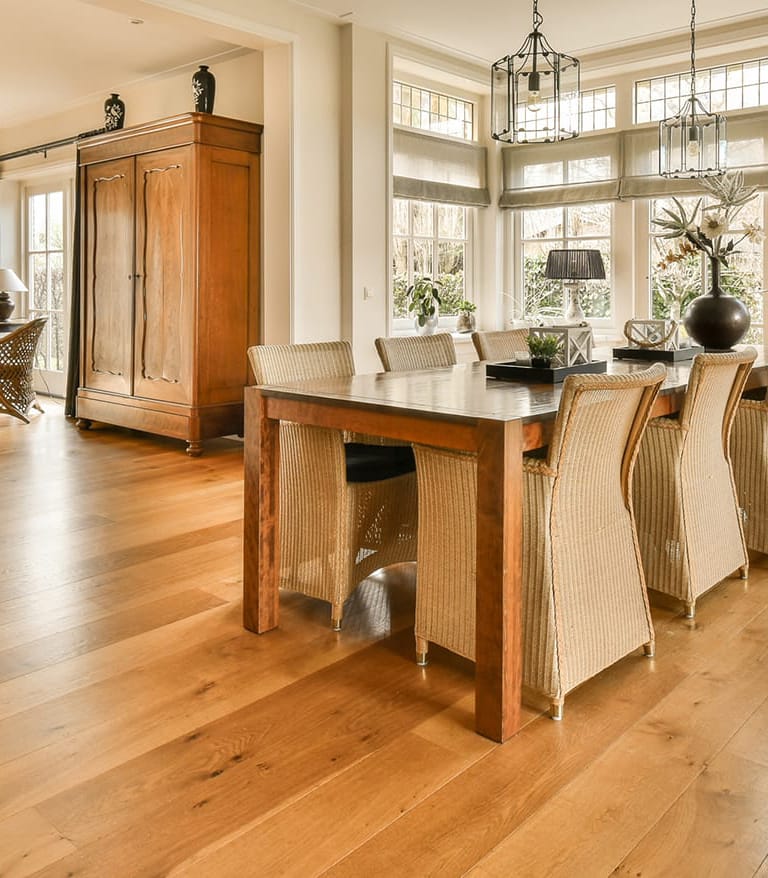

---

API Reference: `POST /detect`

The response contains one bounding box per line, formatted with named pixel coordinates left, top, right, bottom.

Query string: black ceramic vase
left=192, top=65, right=216, bottom=114
left=104, top=94, right=125, bottom=131
left=683, top=258, right=751, bottom=351
left=0, top=293, right=13, bottom=321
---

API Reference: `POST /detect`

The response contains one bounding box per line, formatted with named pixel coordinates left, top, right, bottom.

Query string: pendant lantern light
left=659, top=0, right=726, bottom=177
left=491, top=0, right=580, bottom=144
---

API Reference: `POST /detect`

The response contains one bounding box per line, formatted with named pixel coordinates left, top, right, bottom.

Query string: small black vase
left=683, top=258, right=751, bottom=351
left=104, top=94, right=125, bottom=131
left=192, top=65, right=216, bottom=114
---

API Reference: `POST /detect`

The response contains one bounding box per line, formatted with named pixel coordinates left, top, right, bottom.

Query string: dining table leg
left=474, top=418, right=524, bottom=742
left=243, top=388, right=280, bottom=633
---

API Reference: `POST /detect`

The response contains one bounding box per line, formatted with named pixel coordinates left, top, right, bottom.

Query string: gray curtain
left=64, top=166, right=80, bottom=417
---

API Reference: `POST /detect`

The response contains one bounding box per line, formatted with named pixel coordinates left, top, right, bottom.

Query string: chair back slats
left=547, top=365, right=667, bottom=492
left=471, top=329, right=529, bottom=362
left=374, top=334, right=456, bottom=372
left=547, top=366, right=666, bottom=543
left=678, top=349, right=756, bottom=455
left=248, top=341, right=355, bottom=385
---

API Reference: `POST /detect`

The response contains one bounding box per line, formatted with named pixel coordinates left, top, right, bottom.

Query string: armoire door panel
left=134, top=148, right=194, bottom=404
left=197, top=147, right=260, bottom=403
left=83, top=159, right=134, bottom=394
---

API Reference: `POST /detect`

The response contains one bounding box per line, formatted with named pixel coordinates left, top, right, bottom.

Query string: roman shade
left=621, top=111, right=768, bottom=199
left=499, top=110, right=768, bottom=208
left=500, top=133, right=621, bottom=208
left=393, top=128, right=491, bottom=206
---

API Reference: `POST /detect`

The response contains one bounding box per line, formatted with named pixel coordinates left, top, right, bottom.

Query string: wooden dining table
left=242, top=350, right=768, bottom=743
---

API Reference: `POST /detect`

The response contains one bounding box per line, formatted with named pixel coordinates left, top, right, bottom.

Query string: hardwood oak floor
left=1, top=402, right=767, bottom=877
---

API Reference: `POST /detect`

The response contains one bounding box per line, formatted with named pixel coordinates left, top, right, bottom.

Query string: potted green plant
left=407, top=276, right=442, bottom=335
left=456, top=299, right=477, bottom=334
left=526, top=333, right=561, bottom=369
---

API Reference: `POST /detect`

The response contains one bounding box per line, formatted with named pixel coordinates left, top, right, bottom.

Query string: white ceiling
left=3, top=0, right=767, bottom=130
left=297, top=0, right=768, bottom=59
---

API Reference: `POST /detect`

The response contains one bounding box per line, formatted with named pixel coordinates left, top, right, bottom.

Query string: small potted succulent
left=526, top=333, right=561, bottom=369
left=455, top=299, right=477, bottom=334
left=407, top=276, right=442, bottom=335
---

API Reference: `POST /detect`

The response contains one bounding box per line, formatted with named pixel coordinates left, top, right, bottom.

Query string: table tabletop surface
left=253, top=347, right=768, bottom=425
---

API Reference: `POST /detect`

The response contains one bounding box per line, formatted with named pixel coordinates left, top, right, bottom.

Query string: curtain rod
left=0, top=128, right=106, bottom=164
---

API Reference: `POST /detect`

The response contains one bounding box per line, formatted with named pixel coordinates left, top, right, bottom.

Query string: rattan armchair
left=471, top=329, right=529, bottom=361
left=0, top=318, right=47, bottom=423
left=732, top=390, right=768, bottom=554
left=374, top=333, right=456, bottom=372
left=633, top=350, right=756, bottom=619
left=412, top=364, right=667, bottom=720
left=248, top=341, right=418, bottom=630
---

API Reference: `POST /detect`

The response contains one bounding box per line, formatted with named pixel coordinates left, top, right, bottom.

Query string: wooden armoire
left=76, top=113, right=262, bottom=455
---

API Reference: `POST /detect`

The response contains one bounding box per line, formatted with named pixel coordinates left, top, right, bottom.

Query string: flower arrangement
left=654, top=171, right=764, bottom=270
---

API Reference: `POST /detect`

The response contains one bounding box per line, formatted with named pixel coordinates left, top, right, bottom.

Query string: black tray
left=612, top=345, right=704, bottom=362
left=486, top=360, right=607, bottom=384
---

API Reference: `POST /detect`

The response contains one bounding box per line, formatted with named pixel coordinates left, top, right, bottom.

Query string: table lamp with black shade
left=0, top=268, right=28, bottom=321
left=543, top=249, right=605, bottom=324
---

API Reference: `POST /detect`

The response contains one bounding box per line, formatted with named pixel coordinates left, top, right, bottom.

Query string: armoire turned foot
left=75, top=113, right=262, bottom=456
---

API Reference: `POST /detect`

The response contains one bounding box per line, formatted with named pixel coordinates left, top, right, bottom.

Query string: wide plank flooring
left=1, top=403, right=767, bottom=877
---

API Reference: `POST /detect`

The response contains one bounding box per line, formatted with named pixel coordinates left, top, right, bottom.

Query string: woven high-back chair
left=248, top=341, right=418, bottom=630
left=412, top=363, right=667, bottom=720
left=633, top=349, right=756, bottom=619
left=471, top=329, right=529, bottom=361
left=0, top=318, right=47, bottom=423
left=732, top=389, right=768, bottom=554
left=374, top=333, right=456, bottom=372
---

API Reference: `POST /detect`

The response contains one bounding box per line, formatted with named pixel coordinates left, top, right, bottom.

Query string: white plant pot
left=415, top=311, right=439, bottom=335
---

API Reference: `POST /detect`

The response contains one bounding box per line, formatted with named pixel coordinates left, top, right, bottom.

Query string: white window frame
left=392, top=79, right=475, bottom=142
left=391, top=198, right=475, bottom=334
left=635, top=56, right=768, bottom=124
left=512, top=202, right=615, bottom=331
left=641, top=194, right=767, bottom=342
left=22, top=177, right=73, bottom=397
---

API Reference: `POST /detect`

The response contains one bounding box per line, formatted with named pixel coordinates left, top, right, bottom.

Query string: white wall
left=0, top=181, right=21, bottom=272
left=340, top=25, right=391, bottom=373
left=0, top=50, right=263, bottom=163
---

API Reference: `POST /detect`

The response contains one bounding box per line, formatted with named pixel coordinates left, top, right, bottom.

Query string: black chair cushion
left=344, top=443, right=416, bottom=483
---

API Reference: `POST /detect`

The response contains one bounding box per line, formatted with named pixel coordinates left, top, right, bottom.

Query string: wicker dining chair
left=732, top=389, right=768, bottom=554
left=633, top=349, right=756, bottom=619
left=0, top=318, right=47, bottom=423
left=412, top=364, right=667, bottom=721
left=471, top=329, right=529, bottom=361
left=374, top=333, right=456, bottom=372
left=248, top=341, right=418, bottom=630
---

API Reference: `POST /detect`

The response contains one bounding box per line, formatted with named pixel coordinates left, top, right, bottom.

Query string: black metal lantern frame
left=659, top=0, right=726, bottom=178
left=491, top=0, right=580, bottom=144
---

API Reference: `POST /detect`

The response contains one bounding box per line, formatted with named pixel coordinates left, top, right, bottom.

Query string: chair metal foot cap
left=643, top=643, right=655, bottom=658
left=416, top=653, right=428, bottom=667
left=331, top=617, right=342, bottom=632
left=550, top=703, right=563, bottom=721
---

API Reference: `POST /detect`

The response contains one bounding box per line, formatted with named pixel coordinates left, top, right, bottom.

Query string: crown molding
left=579, top=11, right=768, bottom=75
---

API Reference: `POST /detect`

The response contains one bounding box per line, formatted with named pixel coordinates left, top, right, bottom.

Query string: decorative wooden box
left=530, top=324, right=594, bottom=367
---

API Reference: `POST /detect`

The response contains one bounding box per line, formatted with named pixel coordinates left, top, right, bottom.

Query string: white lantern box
left=530, top=324, right=594, bottom=367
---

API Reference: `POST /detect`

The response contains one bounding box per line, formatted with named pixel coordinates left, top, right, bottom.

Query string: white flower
left=744, top=222, right=765, bottom=245
left=701, top=212, right=727, bottom=239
